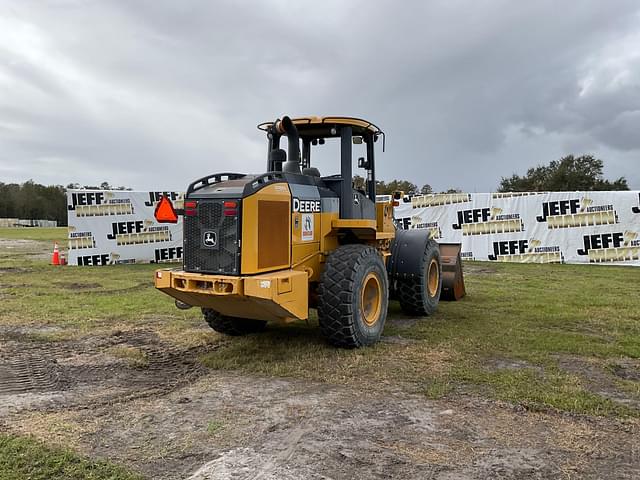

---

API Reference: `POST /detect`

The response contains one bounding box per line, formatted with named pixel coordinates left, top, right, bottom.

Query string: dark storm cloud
left=0, top=0, right=638, bottom=191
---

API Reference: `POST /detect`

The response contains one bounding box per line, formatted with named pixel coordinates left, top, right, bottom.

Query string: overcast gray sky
left=1, top=0, right=639, bottom=192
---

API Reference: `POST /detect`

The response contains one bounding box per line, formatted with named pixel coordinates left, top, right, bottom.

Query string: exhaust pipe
left=275, top=116, right=301, bottom=174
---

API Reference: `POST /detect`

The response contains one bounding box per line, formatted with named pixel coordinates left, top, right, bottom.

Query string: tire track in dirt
left=0, top=326, right=212, bottom=415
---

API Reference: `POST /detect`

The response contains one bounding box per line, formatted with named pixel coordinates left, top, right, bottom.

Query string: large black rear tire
left=397, top=239, right=442, bottom=315
left=318, top=244, right=389, bottom=348
left=202, top=308, right=267, bottom=336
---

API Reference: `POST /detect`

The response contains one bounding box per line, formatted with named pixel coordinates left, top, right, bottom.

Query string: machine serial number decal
left=292, top=198, right=321, bottom=213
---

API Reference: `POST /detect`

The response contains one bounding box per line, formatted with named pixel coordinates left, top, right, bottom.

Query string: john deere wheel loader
left=153, top=116, right=464, bottom=348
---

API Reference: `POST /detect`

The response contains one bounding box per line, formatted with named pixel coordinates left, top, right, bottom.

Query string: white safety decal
left=302, top=214, right=314, bottom=241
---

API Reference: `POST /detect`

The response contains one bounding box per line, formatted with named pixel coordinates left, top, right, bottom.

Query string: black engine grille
left=183, top=199, right=240, bottom=274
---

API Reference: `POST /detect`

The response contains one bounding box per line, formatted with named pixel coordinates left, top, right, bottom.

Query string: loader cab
left=258, top=116, right=385, bottom=220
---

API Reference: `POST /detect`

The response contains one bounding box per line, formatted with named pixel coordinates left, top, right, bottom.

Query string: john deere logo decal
left=203, top=231, right=217, bottom=248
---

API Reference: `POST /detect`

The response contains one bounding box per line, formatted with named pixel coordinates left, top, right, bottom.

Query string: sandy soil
left=1, top=325, right=638, bottom=480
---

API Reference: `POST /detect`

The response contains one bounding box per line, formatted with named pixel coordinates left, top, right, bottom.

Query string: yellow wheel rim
left=427, top=259, right=439, bottom=298
left=361, top=272, right=382, bottom=326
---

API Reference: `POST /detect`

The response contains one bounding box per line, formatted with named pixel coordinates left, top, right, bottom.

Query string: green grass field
left=1, top=227, right=638, bottom=414
left=0, top=226, right=68, bottom=242
left=0, top=434, right=143, bottom=480
left=1, top=226, right=639, bottom=478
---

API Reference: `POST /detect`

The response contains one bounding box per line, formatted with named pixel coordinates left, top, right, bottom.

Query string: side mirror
left=357, top=157, right=370, bottom=169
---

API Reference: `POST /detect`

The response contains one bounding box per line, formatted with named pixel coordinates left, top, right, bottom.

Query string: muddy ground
left=1, top=324, right=638, bottom=480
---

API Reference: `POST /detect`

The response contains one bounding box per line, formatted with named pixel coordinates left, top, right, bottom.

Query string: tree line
left=0, top=181, right=131, bottom=227
left=372, top=154, right=628, bottom=195
left=497, top=155, right=628, bottom=192
left=0, top=155, right=631, bottom=224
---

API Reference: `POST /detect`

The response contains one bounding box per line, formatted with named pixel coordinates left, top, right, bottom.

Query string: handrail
left=186, top=173, right=246, bottom=195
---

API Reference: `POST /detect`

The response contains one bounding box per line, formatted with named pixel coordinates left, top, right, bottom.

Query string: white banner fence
left=394, top=191, right=640, bottom=265
left=67, top=190, right=640, bottom=266
left=67, top=190, right=184, bottom=266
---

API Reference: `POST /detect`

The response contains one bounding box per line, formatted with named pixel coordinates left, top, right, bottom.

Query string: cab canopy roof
left=257, top=116, right=383, bottom=138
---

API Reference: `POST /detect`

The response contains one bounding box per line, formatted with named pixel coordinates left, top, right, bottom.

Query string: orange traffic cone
left=51, top=242, right=60, bottom=265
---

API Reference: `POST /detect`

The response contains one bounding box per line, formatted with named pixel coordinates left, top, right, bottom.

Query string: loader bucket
left=438, top=243, right=465, bottom=301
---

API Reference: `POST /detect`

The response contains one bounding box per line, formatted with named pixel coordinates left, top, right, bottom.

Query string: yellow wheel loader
left=154, top=116, right=464, bottom=347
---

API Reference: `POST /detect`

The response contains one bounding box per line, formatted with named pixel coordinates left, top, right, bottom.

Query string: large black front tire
left=202, top=308, right=267, bottom=336
left=397, top=239, right=442, bottom=315
left=318, top=245, right=389, bottom=348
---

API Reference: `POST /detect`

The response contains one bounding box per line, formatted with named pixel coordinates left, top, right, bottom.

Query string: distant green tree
left=0, top=180, right=131, bottom=226
left=420, top=184, right=433, bottom=195
left=376, top=179, right=418, bottom=195
left=0, top=180, right=67, bottom=225
left=0, top=183, right=19, bottom=218
left=352, top=175, right=366, bottom=191
left=499, top=155, right=629, bottom=192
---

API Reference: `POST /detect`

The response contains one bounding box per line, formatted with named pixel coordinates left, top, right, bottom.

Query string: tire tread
left=202, top=308, right=266, bottom=336
left=318, top=244, right=387, bottom=348
left=397, top=239, right=441, bottom=316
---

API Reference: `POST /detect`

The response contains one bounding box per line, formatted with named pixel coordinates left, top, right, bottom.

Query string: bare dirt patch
left=2, top=323, right=638, bottom=480
left=0, top=327, right=209, bottom=416
left=10, top=373, right=638, bottom=480
left=609, top=359, right=640, bottom=382
left=387, top=317, right=418, bottom=329
left=0, top=267, right=33, bottom=274
left=485, top=358, right=544, bottom=373
left=462, top=264, right=498, bottom=275
left=0, top=238, right=52, bottom=261
left=55, top=281, right=103, bottom=290
left=0, top=239, right=43, bottom=248
left=555, top=355, right=640, bottom=410
left=2, top=243, right=639, bottom=479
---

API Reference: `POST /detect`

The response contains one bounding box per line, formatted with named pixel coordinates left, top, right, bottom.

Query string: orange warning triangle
left=154, top=195, right=179, bottom=223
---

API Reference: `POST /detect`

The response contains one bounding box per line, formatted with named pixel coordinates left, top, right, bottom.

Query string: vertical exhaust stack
left=276, top=116, right=301, bottom=174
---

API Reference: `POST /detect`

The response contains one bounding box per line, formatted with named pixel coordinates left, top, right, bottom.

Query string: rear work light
left=184, top=200, right=198, bottom=217
left=224, top=200, right=238, bottom=217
